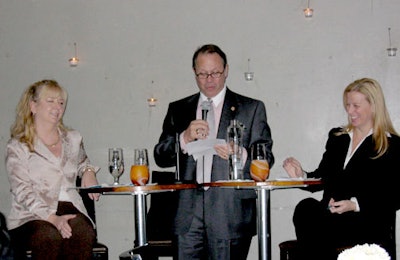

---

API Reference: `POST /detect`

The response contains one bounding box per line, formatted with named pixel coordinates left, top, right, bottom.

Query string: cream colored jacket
left=5, top=129, right=99, bottom=230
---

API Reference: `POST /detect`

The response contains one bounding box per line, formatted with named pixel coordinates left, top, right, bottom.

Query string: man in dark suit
left=154, top=44, right=274, bottom=259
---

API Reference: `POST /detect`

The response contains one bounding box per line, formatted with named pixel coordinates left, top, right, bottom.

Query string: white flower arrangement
left=337, top=244, right=390, bottom=260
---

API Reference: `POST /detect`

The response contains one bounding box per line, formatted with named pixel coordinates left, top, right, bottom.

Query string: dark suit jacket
left=154, top=88, right=274, bottom=239
left=307, top=127, right=400, bottom=243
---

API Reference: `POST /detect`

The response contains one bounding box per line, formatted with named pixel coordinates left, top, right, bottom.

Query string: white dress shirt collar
left=199, top=86, right=226, bottom=107
left=344, top=128, right=373, bottom=168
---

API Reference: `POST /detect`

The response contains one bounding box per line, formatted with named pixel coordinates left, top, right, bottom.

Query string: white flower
left=337, top=244, right=390, bottom=260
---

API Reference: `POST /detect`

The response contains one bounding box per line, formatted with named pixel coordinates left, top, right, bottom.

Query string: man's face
left=193, top=53, right=228, bottom=98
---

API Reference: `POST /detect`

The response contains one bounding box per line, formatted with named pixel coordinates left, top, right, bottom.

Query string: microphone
left=201, top=100, right=211, bottom=120
left=175, top=132, right=180, bottom=182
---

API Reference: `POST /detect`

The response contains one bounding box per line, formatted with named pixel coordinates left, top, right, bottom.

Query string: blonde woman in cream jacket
left=6, top=79, right=100, bottom=260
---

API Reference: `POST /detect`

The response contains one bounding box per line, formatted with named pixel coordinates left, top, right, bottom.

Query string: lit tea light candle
left=69, top=57, right=79, bottom=66
left=304, top=8, right=313, bottom=18
left=147, top=97, right=157, bottom=107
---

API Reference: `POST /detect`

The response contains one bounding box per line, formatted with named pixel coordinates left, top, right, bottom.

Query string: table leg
left=133, top=193, right=148, bottom=248
left=257, top=188, right=271, bottom=260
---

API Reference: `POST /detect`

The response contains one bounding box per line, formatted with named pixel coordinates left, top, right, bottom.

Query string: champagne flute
left=130, top=149, right=149, bottom=186
left=250, top=143, right=270, bottom=182
left=108, top=148, right=124, bottom=185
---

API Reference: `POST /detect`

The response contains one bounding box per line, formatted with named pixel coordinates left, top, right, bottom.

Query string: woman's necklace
left=43, top=135, right=60, bottom=148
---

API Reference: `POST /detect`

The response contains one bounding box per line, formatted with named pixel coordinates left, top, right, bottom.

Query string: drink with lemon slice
left=250, top=159, right=270, bottom=181
left=250, top=143, right=270, bottom=181
left=130, top=149, right=149, bottom=186
left=130, top=164, right=149, bottom=186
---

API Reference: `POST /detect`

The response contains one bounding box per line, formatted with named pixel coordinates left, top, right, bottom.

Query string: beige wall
left=1, top=0, right=399, bottom=259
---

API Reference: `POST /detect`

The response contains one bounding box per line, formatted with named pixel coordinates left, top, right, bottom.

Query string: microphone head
left=201, top=100, right=211, bottom=120
left=201, top=100, right=211, bottom=112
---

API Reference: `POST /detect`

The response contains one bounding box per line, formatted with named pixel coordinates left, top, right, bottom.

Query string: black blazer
left=308, top=127, right=400, bottom=237
left=154, top=88, right=274, bottom=239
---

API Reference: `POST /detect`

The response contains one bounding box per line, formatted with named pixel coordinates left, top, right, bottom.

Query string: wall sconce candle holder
left=387, top=48, right=397, bottom=57
left=69, top=43, right=79, bottom=66
left=244, top=58, right=254, bottom=81
left=303, top=0, right=314, bottom=18
left=147, top=97, right=157, bottom=107
left=387, top=28, right=397, bottom=57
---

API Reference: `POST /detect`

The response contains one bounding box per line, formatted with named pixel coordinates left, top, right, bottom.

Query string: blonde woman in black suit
left=283, top=78, right=400, bottom=259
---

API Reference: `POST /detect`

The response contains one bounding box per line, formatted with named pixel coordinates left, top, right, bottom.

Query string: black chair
left=78, top=181, right=109, bottom=260
left=25, top=177, right=108, bottom=260
left=119, top=171, right=178, bottom=260
left=0, top=211, right=13, bottom=260
left=278, top=240, right=300, bottom=260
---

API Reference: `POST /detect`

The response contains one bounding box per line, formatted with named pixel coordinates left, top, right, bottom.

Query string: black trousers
left=293, top=198, right=394, bottom=260
left=10, top=201, right=95, bottom=260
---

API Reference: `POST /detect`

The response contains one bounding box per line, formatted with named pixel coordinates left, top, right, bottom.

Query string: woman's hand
left=48, top=214, right=76, bottom=239
left=183, top=120, right=209, bottom=143
left=328, top=198, right=357, bottom=214
left=282, top=157, right=304, bottom=178
left=81, top=170, right=100, bottom=201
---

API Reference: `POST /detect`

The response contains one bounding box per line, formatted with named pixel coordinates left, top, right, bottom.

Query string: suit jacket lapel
left=172, top=93, right=199, bottom=134
left=217, top=88, right=238, bottom=139
left=344, top=135, right=373, bottom=171
left=187, top=93, right=199, bottom=121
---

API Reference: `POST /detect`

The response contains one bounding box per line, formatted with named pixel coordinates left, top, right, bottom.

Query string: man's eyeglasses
left=195, top=70, right=224, bottom=79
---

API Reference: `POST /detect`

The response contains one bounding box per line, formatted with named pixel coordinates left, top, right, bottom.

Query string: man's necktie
left=197, top=99, right=215, bottom=184
left=206, top=99, right=215, bottom=136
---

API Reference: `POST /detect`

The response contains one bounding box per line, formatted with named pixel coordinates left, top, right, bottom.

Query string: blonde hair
left=10, top=79, right=68, bottom=151
left=338, top=78, right=398, bottom=158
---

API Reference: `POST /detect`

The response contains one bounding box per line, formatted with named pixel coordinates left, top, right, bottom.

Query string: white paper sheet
left=186, top=138, right=226, bottom=161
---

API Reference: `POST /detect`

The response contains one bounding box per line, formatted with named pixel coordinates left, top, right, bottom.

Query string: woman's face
left=30, top=88, right=66, bottom=126
left=345, top=91, right=374, bottom=131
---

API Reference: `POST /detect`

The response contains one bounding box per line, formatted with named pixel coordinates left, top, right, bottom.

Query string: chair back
left=76, top=177, right=97, bottom=232
left=146, top=171, right=178, bottom=241
left=0, top=212, right=13, bottom=260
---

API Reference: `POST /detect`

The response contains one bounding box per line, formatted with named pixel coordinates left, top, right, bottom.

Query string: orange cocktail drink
left=130, top=165, right=149, bottom=186
left=250, top=159, right=270, bottom=182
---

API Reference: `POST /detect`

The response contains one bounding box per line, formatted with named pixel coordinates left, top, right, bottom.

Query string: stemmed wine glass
left=130, top=148, right=149, bottom=186
left=108, top=148, right=124, bottom=185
